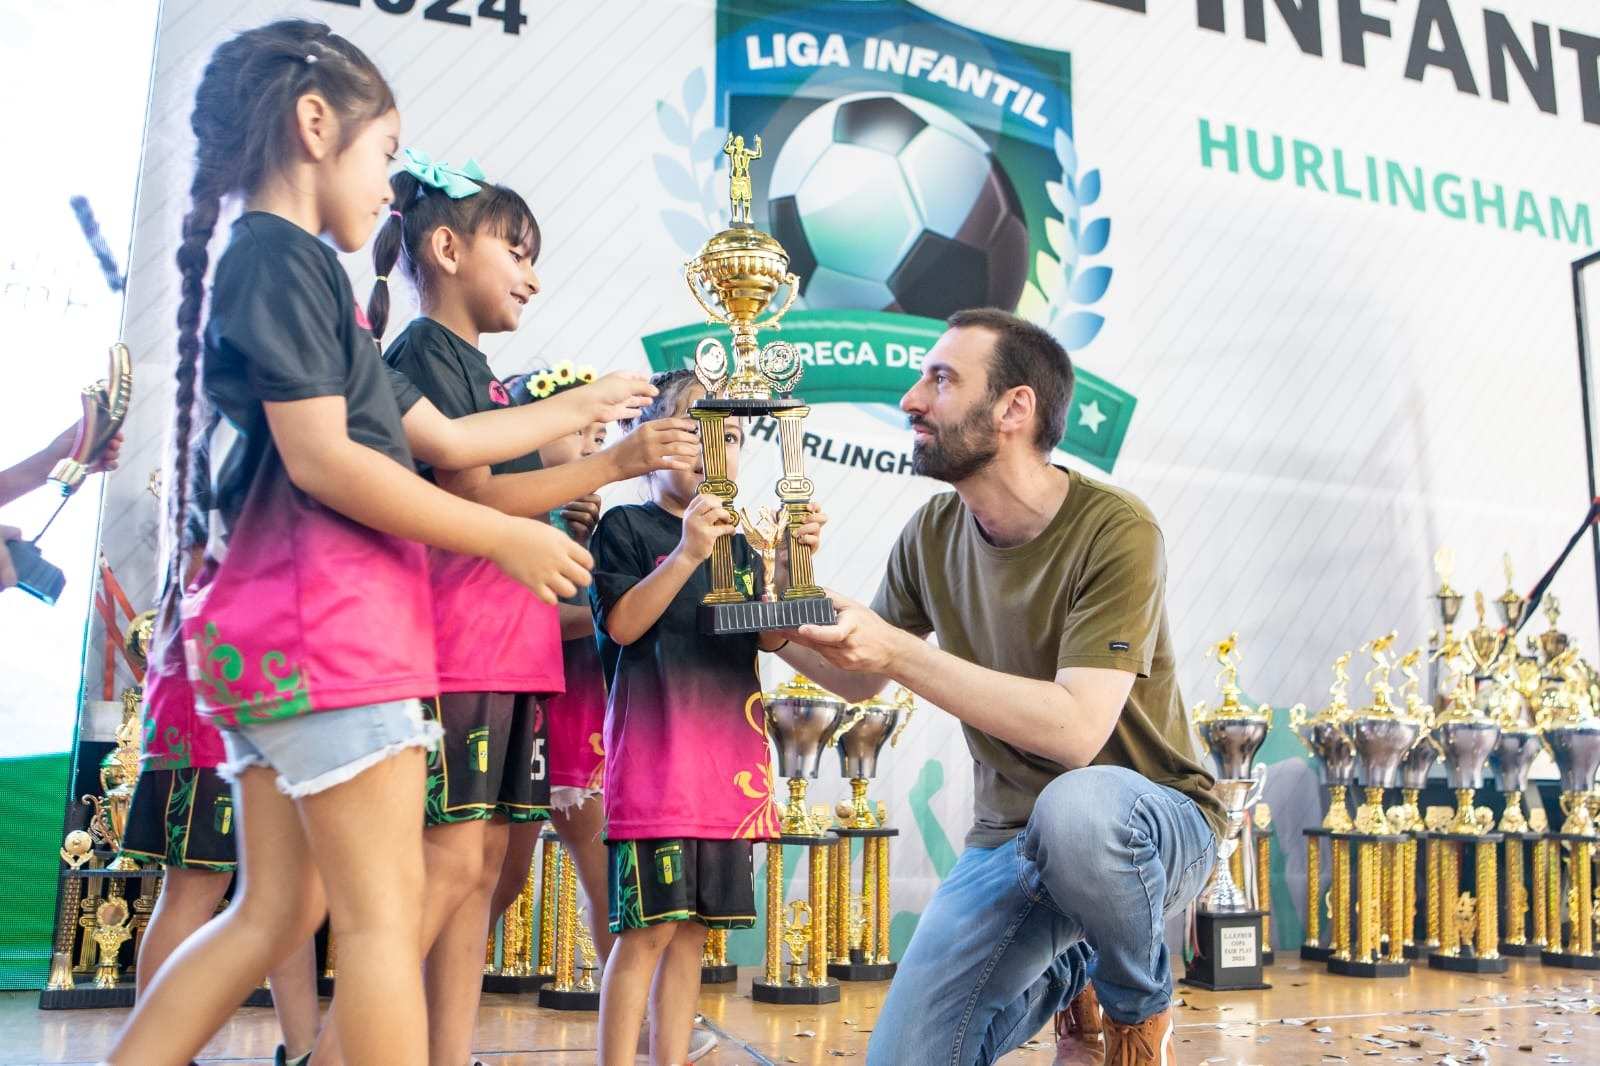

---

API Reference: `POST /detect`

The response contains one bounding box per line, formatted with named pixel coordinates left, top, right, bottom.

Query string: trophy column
left=701, top=927, right=737, bottom=985
left=538, top=834, right=601, bottom=1011
left=773, top=408, right=822, bottom=599
left=752, top=831, right=842, bottom=1005
left=482, top=836, right=549, bottom=993
left=1300, top=829, right=1328, bottom=961
left=689, top=407, right=742, bottom=607
left=829, top=827, right=898, bottom=981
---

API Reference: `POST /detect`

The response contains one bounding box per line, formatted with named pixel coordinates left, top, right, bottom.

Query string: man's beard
left=910, top=405, right=998, bottom=483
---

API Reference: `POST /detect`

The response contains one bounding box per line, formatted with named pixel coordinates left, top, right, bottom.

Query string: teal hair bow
left=399, top=147, right=485, bottom=199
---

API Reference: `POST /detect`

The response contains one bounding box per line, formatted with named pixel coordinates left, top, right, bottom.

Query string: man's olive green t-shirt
left=872, top=470, right=1226, bottom=847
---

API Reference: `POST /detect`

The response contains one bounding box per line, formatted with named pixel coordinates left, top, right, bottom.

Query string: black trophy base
left=829, top=958, right=897, bottom=982
left=699, top=595, right=836, bottom=635
left=1541, top=949, right=1600, bottom=970
left=1498, top=940, right=1543, bottom=958
left=752, top=978, right=841, bottom=1005
left=1403, top=942, right=1424, bottom=960
left=244, top=986, right=274, bottom=1008
left=1262, top=948, right=1275, bottom=967
left=701, top=963, right=739, bottom=985
left=1326, top=957, right=1411, bottom=978
left=483, top=972, right=551, bottom=993
left=38, top=984, right=134, bottom=1010
left=317, top=976, right=335, bottom=998
left=1299, top=944, right=1332, bottom=962
left=1428, top=951, right=1509, bottom=974
left=538, top=985, right=601, bottom=1010
left=1181, top=910, right=1269, bottom=991
left=692, top=396, right=805, bottom=415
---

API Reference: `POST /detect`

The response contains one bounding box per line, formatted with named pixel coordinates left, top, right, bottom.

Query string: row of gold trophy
left=479, top=678, right=915, bottom=1011
left=1292, top=551, right=1600, bottom=980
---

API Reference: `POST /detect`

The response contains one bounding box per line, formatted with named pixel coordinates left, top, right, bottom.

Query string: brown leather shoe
left=1101, top=1008, right=1175, bottom=1066
left=1053, top=984, right=1105, bottom=1064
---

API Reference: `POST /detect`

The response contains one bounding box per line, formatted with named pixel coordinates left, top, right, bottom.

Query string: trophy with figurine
left=753, top=675, right=849, bottom=1005
left=683, top=134, right=833, bottom=635
left=1387, top=648, right=1438, bottom=958
left=1491, top=614, right=1547, bottom=956
left=1423, top=638, right=1506, bottom=973
left=828, top=685, right=914, bottom=983
left=1293, top=653, right=1359, bottom=961
left=1185, top=634, right=1277, bottom=990
left=1536, top=648, right=1600, bottom=969
left=1325, top=633, right=1424, bottom=978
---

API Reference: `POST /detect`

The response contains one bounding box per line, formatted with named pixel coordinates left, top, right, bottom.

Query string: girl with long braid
left=103, top=20, right=649, bottom=1066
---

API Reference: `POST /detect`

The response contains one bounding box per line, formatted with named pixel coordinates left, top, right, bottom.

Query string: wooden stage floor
left=5, top=958, right=1599, bottom=1064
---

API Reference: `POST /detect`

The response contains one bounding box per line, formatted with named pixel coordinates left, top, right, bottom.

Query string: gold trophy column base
left=702, top=926, right=737, bottom=985
left=1424, top=834, right=1509, bottom=974
left=1498, top=831, right=1543, bottom=957
left=1324, top=831, right=1412, bottom=979
left=1299, top=828, right=1332, bottom=962
left=1540, top=836, right=1600, bottom=970
left=828, top=827, right=898, bottom=982
left=752, top=835, right=841, bottom=1005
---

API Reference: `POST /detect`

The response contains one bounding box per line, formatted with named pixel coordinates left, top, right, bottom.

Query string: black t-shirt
left=589, top=502, right=776, bottom=838
left=382, top=317, right=540, bottom=478
left=202, top=211, right=415, bottom=548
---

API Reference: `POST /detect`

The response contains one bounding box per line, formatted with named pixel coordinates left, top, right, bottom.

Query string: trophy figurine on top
left=681, top=134, right=834, bottom=635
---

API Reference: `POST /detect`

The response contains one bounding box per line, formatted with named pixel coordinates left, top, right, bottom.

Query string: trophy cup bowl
left=1298, top=717, right=1359, bottom=785
left=689, top=227, right=792, bottom=322
left=1494, top=590, right=1527, bottom=634
left=1348, top=716, right=1421, bottom=790
left=1435, top=719, right=1501, bottom=789
left=837, top=702, right=900, bottom=781
left=1202, top=770, right=1267, bottom=912
left=1198, top=717, right=1270, bottom=780
left=1491, top=731, right=1542, bottom=794
left=1400, top=738, right=1440, bottom=790
left=767, top=687, right=850, bottom=782
left=1545, top=723, right=1600, bottom=795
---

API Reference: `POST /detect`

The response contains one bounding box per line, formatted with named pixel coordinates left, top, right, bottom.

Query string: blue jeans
left=867, top=766, right=1217, bottom=1066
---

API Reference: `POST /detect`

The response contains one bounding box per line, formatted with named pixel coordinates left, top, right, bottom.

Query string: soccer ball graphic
left=767, top=92, right=1029, bottom=319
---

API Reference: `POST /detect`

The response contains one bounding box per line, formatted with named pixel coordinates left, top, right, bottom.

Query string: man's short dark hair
left=946, top=308, right=1074, bottom=453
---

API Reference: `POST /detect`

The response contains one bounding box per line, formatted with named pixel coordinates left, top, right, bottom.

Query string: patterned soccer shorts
left=119, top=766, right=237, bottom=871
left=607, top=838, right=756, bottom=933
left=423, top=692, right=550, bottom=825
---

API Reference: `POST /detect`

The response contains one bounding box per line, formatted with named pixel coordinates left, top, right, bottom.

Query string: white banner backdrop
left=93, top=0, right=1600, bottom=958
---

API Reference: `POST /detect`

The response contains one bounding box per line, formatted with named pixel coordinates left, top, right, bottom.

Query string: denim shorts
left=218, top=698, right=441, bottom=798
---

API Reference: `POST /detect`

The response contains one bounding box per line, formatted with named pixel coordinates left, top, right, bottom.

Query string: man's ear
left=996, top=385, right=1038, bottom=440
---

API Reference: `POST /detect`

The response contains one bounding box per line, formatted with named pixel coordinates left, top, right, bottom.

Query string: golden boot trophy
left=754, top=675, right=847, bottom=1005
left=1293, top=652, right=1359, bottom=962
left=684, top=133, right=833, bottom=635
left=1185, top=634, right=1278, bottom=990
left=1326, top=633, right=1424, bottom=978
left=828, top=685, right=913, bottom=982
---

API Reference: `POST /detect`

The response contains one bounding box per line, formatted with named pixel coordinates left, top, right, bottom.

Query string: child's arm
left=603, top=494, right=733, bottom=645
left=558, top=603, right=593, bottom=641
left=444, top=417, right=699, bottom=518
left=264, top=396, right=591, bottom=604
left=402, top=373, right=659, bottom=469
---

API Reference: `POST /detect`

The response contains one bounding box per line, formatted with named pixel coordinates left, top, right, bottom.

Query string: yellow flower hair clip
left=526, top=360, right=600, bottom=400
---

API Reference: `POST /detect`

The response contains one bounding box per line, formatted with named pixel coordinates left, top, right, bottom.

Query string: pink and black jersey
left=183, top=212, right=437, bottom=727
left=383, top=318, right=562, bottom=696
left=590, top=502, right=778, bottom=841
left=548, top=586, right=606, bottom=792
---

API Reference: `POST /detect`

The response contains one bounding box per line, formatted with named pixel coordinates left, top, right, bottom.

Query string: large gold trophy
left=1536, top=648, right=1600, bottom=969
left=828, top=685, right=914, bottom=983
left=684, top=135, right=833, bottom=635
left=1490, top=612, right=1547, bottom=957
left=1423, top=638, right=1506, bottom=974
left=1324, top=633, right=1424, bottom=978
left=753, top=675, right=844, bottom=1005
left=1292, top=653, right=1358, bottom=961
left=1185, top=635, right=1277, bottom=990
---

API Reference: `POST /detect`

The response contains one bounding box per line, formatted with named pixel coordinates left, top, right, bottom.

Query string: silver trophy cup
left=1203, top=768, right=1268, bottom=912
left=764, top=677, right=851, bottom=836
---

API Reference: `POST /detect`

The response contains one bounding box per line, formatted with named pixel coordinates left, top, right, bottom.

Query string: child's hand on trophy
left=606, top=417, right=698, bottom=478
left=792, top=502, right=827, bottom=554
left=559, top=494, right=602, bottom=546
left=680, top=492, right=736, bottom=563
